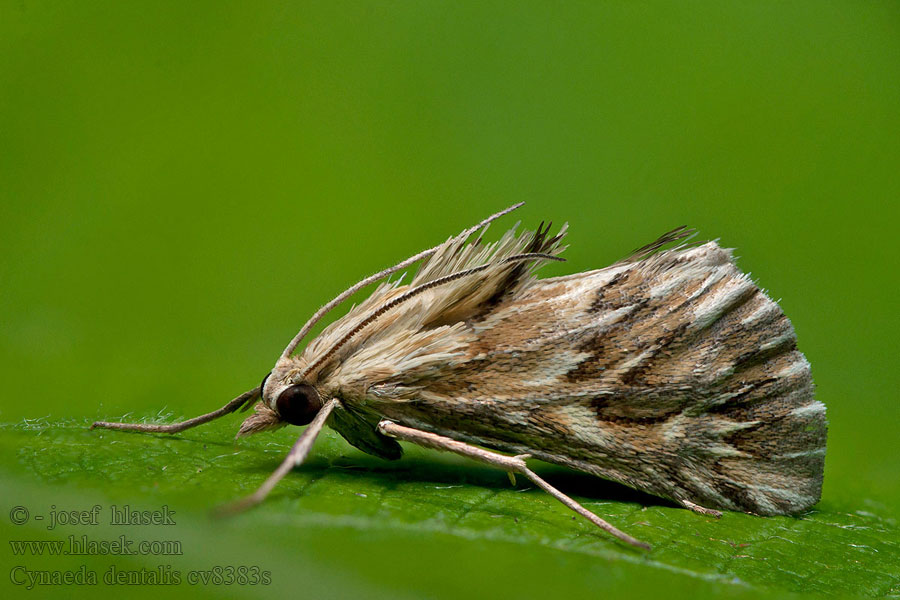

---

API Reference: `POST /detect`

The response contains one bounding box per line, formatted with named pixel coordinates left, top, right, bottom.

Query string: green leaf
left=2, top=417, right=897, bottom=599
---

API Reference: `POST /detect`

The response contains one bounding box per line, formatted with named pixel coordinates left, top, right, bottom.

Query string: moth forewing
left=91, top=204, right=825, bottom=551
left=356, top=240, right=825, bottom=517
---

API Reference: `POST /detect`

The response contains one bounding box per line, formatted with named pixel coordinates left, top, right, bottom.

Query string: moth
left=92, top=203, right=827, bottom=550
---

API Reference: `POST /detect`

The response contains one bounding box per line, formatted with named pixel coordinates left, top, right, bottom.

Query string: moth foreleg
left=90, top=386, right=261, bottom=434
left=680, top=500, right=723, bottom=519
left=214, top=398, right=339, bottom=517
left=376, top=420, right=650, bottom=551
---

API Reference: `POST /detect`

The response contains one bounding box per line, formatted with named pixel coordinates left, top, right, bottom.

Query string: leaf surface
left=2, top=417, right=897, bottom=599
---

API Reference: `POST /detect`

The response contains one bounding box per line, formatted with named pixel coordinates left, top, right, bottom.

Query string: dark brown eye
left=275, top=384, right=322, bottom=426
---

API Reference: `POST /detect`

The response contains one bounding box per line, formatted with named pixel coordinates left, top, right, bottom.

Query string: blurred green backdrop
left=2, top=2, right=898, bottom=598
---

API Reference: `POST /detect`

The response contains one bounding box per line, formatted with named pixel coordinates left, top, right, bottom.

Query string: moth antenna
left=280, top=202, right=525, bottom=359
left=301, top=252, right=564, bottom=379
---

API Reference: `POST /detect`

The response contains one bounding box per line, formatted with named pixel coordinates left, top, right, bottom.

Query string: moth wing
left=367, top=239, right=825, bottom=515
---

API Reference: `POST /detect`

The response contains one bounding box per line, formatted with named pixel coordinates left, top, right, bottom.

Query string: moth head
left=237, top=361, right=323, bottom=437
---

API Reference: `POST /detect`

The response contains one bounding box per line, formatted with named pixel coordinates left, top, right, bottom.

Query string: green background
left=2, top=2, right=898, bottom=598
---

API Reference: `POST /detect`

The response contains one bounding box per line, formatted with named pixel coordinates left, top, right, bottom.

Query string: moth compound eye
left=275, top=384, right=323, bottom=426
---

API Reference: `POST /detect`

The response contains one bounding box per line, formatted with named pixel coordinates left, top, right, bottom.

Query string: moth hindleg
left=376, top=420, right=650, bottom=550
left=90, top=386, right=261, bottom=434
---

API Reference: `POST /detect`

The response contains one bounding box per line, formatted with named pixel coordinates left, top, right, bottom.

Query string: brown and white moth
left=92, top=203, right=826, bottom=550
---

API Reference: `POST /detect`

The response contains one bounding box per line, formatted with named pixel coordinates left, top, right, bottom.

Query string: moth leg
left=377, top=420, right=650, bottom=551
left=214, top=399, right=339, bottom=517
left=90, top=386, right=261, bottom=434
left=680, top=500, right=723, bottom=519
